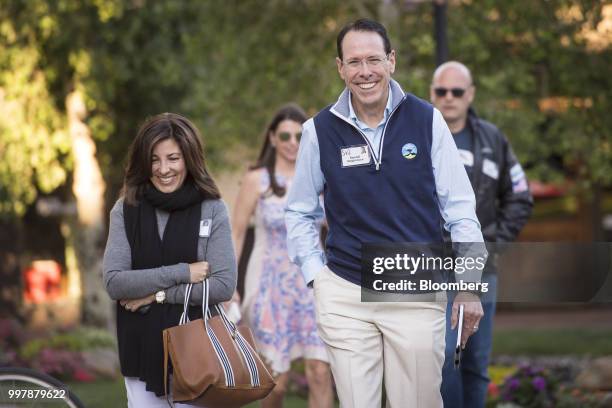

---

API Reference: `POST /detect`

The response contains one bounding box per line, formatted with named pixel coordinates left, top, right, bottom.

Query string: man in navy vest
left=286, top=19, right=486, bottom=407
left=432, top=62, right=533, bottom=408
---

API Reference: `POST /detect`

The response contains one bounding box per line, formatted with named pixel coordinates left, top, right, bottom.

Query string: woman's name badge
left=199, top=219, right=212, bottom=237
left=341, top=145, right=371, bottom=167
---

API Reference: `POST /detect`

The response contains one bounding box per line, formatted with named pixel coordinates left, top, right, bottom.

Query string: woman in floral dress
left=231, top=104, right=332, bottom=408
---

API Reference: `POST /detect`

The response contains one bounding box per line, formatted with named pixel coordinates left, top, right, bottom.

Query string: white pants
left=313, top=266, right=446, bottom=408
left=124, top=377, right=197, bottom=408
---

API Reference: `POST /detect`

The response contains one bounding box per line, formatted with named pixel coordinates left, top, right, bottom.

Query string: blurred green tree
left=2, top=0, right=610, bottom=214
left=0, top=0, right=610, bottom=324
left=403, top=0, right=611, bottom=188
left=0, top=2, right=71, bottom=218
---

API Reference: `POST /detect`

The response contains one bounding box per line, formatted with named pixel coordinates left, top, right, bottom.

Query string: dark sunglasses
left=278, top=131, right=302, bottom=142
left=434, top=87, right=466, bottom=98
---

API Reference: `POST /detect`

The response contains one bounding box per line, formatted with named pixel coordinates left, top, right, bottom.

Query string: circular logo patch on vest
left=401, top=143, right=418, bottom=159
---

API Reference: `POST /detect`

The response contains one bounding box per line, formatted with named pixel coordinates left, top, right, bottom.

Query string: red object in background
left=488, top=382, right=500, bottom=398
left=23, top=260, right=62, bottom=303
left=72, top=367, right=95, bottom=382
left=529, top=180, right=566, bottom=199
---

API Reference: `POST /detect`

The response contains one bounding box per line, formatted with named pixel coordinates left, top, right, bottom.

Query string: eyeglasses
left=277, top=131, right=301, bottom=143
left=434, top=87, right=467, bottom=98
left=342, top=55, right=389, bottom=70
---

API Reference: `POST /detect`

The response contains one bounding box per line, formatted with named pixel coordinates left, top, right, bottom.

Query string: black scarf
left=119, top=179, right=205, bottom=396
left=125, top=180, right=205, bottom=268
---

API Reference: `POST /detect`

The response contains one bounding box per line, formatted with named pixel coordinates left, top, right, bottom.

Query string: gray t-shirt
left=102, top=198, right=236, bottom=306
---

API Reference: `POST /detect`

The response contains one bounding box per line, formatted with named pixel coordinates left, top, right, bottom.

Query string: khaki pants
left=313, top=266, right=446, bottom=408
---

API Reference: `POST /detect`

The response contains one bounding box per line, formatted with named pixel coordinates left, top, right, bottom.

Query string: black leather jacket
left=465, top=108, right=533, bottom=244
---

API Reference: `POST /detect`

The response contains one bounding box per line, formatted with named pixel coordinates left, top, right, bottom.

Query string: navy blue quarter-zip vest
left=314, top=93, right=443, bottom=284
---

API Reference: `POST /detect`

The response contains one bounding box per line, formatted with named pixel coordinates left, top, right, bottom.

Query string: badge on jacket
left=482, top=158, right=499, bottom=180
left=341, top=145, right=371, bottom=167
left=510, top=163, right=528, bottom=193
left=199, top=219, right=212, bottom=237
left=457, top=149, right=474, bottom=167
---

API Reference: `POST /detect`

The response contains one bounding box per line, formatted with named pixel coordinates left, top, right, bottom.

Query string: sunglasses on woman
left=277, top=131, right=302, bottom=142
left=434, top=87, right=466, bottom=98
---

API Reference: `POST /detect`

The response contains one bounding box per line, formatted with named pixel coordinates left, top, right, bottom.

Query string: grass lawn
left=66, top=328, right=612, bottom=407
left=492, top=328, right=612, bottom=356
left=68, top=379, right=126, bottom=407
left=68, top=378, right=312, bottom=408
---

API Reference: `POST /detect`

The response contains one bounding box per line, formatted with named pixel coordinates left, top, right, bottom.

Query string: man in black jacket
left=431, top=61, right=533, bottom=408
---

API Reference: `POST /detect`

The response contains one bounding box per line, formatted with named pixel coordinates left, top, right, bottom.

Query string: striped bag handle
left=177, top=280, right=235, bottom=387
left=214, top=304, right=261, bottom=387
left=178, top=280, right=237, bottom=388
left=178, top=283, right=194, bottom=325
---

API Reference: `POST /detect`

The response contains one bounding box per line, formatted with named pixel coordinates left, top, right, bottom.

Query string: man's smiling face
left=336, top=30, right=396, bottom=114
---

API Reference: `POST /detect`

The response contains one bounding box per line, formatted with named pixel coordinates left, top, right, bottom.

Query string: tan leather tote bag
left=163, top=281, right=275, bottom=407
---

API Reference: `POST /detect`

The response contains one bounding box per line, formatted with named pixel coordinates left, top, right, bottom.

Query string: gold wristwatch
left=155, top=290, right=166, bottom=304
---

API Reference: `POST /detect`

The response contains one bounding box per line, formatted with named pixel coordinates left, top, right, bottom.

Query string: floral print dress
left=240, top=171, right=328, bottom=374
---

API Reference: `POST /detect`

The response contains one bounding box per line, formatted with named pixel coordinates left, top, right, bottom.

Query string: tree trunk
left=0, top=219, right=24, bottom=320
left=65, top=90, right=110, bottom=327
left=433, top=0, right=449, bottom=66
left=378, top=0, right=401, bottom=55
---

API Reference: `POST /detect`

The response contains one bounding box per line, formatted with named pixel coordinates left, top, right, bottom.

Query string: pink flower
left=488, top=382, right=500, bottom=397
left=72, top=368, right=95, bottom=382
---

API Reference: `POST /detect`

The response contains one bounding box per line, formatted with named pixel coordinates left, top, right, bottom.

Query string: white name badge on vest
left=199, top=219, right=212, bottom=237
left=341, top=145, right=371, bottom=167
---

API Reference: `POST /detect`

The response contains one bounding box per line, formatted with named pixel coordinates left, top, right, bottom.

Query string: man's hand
left=120, top=294, right=155, bottom=312
left=188, top=261, right=210, bottom=283
left=451, top=291, right=483, bottom=348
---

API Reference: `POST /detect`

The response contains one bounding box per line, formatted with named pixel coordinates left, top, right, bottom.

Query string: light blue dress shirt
left=285, top=83, right=483, bottom=285
left=348, top=87, right=393, bottom=156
